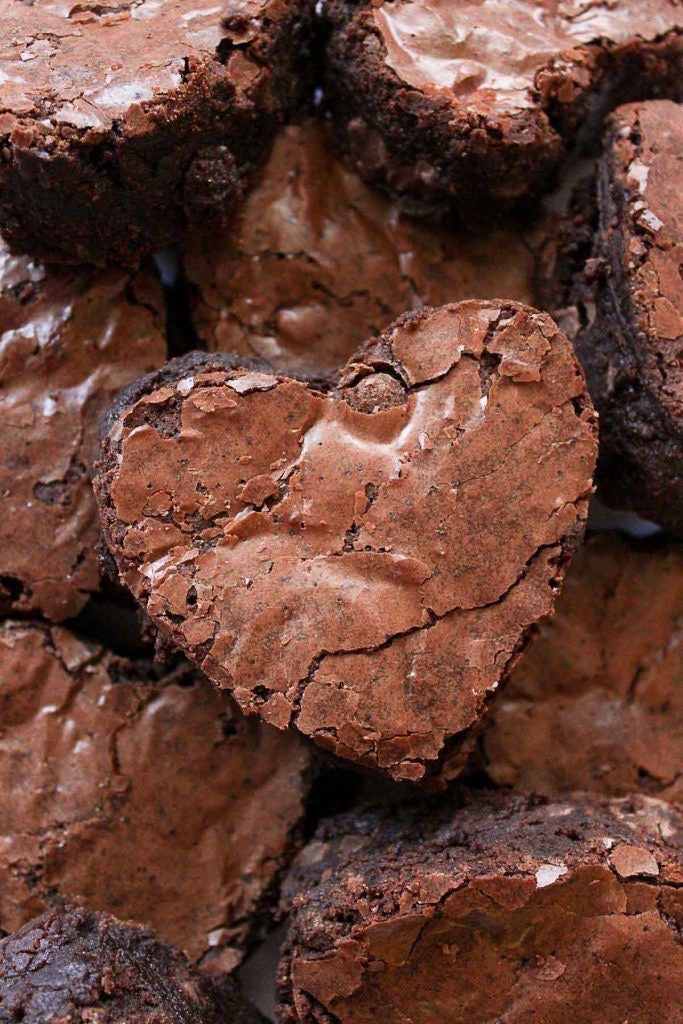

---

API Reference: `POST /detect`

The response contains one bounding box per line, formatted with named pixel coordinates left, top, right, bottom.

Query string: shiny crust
left=186, top=119, right=542, bottom=373
left=0, top=240, right=167, bottom=621
left=95, top=300, right=597, bottom=782
left=0, top=0, right=315, bottom=265
left=322, top=0, right=682, bottom=218
left=0, top=620, right=311, bottom=970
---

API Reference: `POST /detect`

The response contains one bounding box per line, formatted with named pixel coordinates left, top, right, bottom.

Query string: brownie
left=94, top=300, right=597, bottom=782
left=563, top=101, right=683, bottom=534
left=0, top=906, right=265, bottom=1024
left=0, top=0, right=314, bottom=266
left=323, top=0, right=682, bottom=220
left=0, top=239, right=167, bottom=621
left=186, top=118, right=544, bottom=373
left=279, top=791, right=683, bottom=1024
left=482, top=533, right=683, bottom=800
left=0, top=620, right=312, bottom=971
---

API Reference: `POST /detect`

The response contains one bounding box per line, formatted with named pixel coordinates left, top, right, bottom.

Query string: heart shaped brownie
left=96, top=301, right=597, bottom=782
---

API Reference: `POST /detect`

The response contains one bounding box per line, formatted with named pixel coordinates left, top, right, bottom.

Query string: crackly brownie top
left=483, top=533, right=683, bottom=799
left=0, top=905, right=265, bottom=1023
left=95, top=301, right=597, bottom=782
left=0, top=238, right=167, bottom=621
left=280, top=791, right=682, bottom=1024
left=0, top=0, right=291, bottom=141
left=283, top=792, right=683, bottom=933
left=187, top=119, right=542, bottom=372
left=370, top=0, right=681, bottom=113
left=601, top=99, right=682, bottom=423
left=0, top=620, right=311, bottom=971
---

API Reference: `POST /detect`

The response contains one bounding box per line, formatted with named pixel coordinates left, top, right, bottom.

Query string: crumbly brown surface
left=482, top=533, right=683, bottom=800
left=0, top=0, right=315, bottom=265
left=323, top=0, right=682, bottom=218
left=0, top=905, right=266, bottom=1023
left=0, top=620, right=311, bottom=972
left=186, top=118, right=543, bottom=373
left=94, top=300, right=597, bottom=782
left=0, top=238, right=167, bottom=621
left=564, top=100, right=683, bottom=534
left=279, top=791, right=683, bottom=1024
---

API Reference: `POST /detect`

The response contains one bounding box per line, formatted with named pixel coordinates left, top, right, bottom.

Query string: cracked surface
left=0, top=621, right=311, bottom=971
left=278, top=791, right=683, bottom=1024
left=186, top=118, right=542, bottom=374
left=482, top=533, right=683, bottom=800
left=95, top=300, right=597, bottom=782
left=0, top=238, right=167, bottom=621
left=0, top=0, right=314, bottom=264
left=569, top=100, right=683, bottom=534
left=0, top=905, right=266, bottom=1023
left=323, top=0, right=682, bottom=217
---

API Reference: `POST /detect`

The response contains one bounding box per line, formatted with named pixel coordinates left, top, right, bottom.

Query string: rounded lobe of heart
left=98, top=301, right=597, bottom=781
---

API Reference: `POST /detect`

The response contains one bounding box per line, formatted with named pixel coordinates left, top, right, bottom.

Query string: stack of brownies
left=0, top=1, right=681, bottom=1021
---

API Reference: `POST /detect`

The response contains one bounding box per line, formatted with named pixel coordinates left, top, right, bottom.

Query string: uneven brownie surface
left=0, top=621, right=311, bottom=971
left=324, top=0, right=682, bottom=216
left=0, top=0, right=314, bottom=264
left=95, top=300, right=597, bottom=782
left=0, top=906, right=265, bottom=1024
left=279, top=792, right=683, bottom=1024
left=482, top=533, right=683, bottom=800
left=187, top=118, right=542, bottom=373
left=0, top=239, right=167, bottom=620
left=567, top=100, right=683, bottom=534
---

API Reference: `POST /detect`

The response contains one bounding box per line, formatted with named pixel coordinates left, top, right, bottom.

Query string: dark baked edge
left=276, top=790, right=682, bottom=1023
left=0, top=0, right=316, bottom=266
left=322, top=0, right=682, bottom=220
left=549, top=108, right=683, bottom=535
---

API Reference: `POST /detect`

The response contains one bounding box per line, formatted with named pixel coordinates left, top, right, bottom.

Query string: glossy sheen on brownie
left=0, top=0, right=314, bottom=264
left=279, top=792, right=683, bottom=1024
left=482, top=534, right=683, bottom=800
left=0, top=906, right=266, bottom=1024
left=0, top=621, right=311, bottom=971
left=94, top=302, right=597, bottom=782
left=0, top=239, right=167, bottom=621
left=323, top=0, right=682, bottom=216
left=186, top=119, right=541, bottom=373
left=570, top=101, right=683, bottom=534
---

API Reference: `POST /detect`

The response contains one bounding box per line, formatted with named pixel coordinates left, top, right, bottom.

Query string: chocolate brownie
left=565, top=101, right=682, bottom=534
left=279, top=791, right=683, bottom=1024
left=94, top=301, right=597, bottom=782
left=0, top=239, right=167, bottom=620
left=0, top=906, right=265, bottom=1024
left=0, top=0, right=314, bottom=266
left=482, top=533, right=683, bottom=800
left=323, top=0, right=682, bottom=219
left=186, top=118, right=543, bottom=373
left=0, top=620, right=311, bottom=971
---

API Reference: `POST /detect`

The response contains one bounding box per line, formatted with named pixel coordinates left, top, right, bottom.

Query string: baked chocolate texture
left=0, top=0, right=314, bottom=266
left=556, top=100, right=682, bottom=535
left=323, top=0, right=682, bottom=219
left=0, top=905, right=265, bottom=1024
left=186, top=118, right=544, bottom=374
left=0, top=238, right=167, bottom=621
left=95, top=300, right=597, bottom=783
left=482, top=533, right=683, bottom=800
left=0, top=620, right=311, bottom=972
left=279, top=791, right=683, bottom=1024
